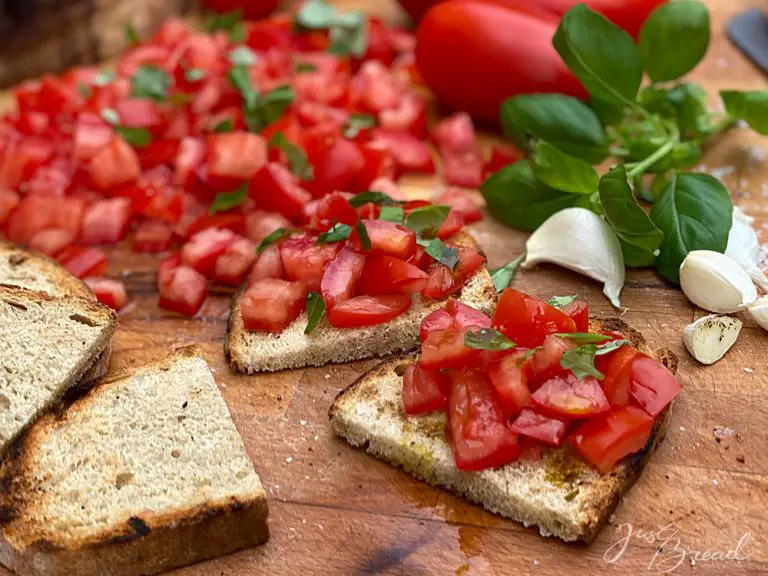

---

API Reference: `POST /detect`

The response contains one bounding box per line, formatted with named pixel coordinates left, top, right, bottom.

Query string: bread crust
left=329, top=317, right=678, bottom=543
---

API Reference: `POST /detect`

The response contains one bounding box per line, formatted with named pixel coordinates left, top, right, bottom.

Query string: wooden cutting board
left=1, top=1, right=767, bottom=574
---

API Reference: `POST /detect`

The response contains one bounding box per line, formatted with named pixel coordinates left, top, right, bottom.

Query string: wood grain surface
left=2, top=0, right=768, bottom=574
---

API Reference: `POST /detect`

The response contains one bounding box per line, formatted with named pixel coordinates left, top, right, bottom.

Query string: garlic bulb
left=725, top=212, right=768, bottom=289
left=683, top=314, right=742, bottom=365
left=679, top=250, right=757, bottom=313
left=522, top=207, right=625, bottom=308
left=748, top=296, right=768, bottom=332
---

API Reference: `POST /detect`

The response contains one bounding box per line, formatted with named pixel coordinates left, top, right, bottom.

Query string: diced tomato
left=357, top=253, right=428, bottom=296
left=5, top=195, right=84, bottom=244
left=354, top=144, right=396, bottom=190
left=249, top=163, right=312, bottom=221
left=326, top=294, right=412, bottom=328
left=431, top=112, right=477, bottom=152
left=431, top=113, right=484, bottom=187
left=37, top=74, right=80, bottom=115
left=441, top=151, right=485, bottom=188
left=80, top=198, right=133, bottom=245
left=175, top=137, right=206, bottom=188
left=133, top=220, right=173, bottom=253
left=419, top=298, right=491, bottom=342
left=353, top=219, right=416, bottom=259
left=0, top=138, right=54, bottom=189
left=304, top=133, right=366, bottom=197
left=402, top=362, right=450, bottom=415
left=320, top=246, right=365, bottom=308
left=594, top=345, right=638, bottom=407
left=28, top=228, right=77, bottom=256
left=492, top=289, right=576, bottom=349
left=158, top=265, right=208, bottom=317
left=529, top=334, right=578, bottom=387
left=487, top=350, right=533, bottom=417
left=485, top=145, right=523, bottom=176
left=448, top=369, right=520, bottom=471
left=158, top=253, right=182, bottom=286
left=421, top=327, right=479, bottom=370
left=186, top=212, right=246, bottom=237
left=249, top=244, right=284, bottom=284
left=371, top=129, right=435, bottom=174
left=309, top=191, right=359, bottom=233
left=569, top=406, right=654, bottom=474
left=180, top=227, right=236, bottom=277
left=435, top=208, right=464, bottom=239
left=519, top=436, right=543, bottom=462
left=408, top=245, right=432, bottom=270
left=509, top=408, right=567, bottom=447
left=208, top=133, right=267, bottom=180
left=532, top=374, right=611, bottom=418
left=0, top=189, right=20, bottom=225
left=73, top=118, right=114, bottom=163
left=84, top=277, right=128, bottom=311
left=59, top=246, right=109, bottom=278
left=89, top=136, right=141, bottom=191
left=432, top=188, right=484, bottom=225
left=240, top=278, right=306, bottom=333
left=246, top=210, right=292, bottom=244
left=136, top=139, right=181, bottom=171
left=280, top=236, right=340, bottom=292
left=378, top=93, right=428, bottom=138
left=211, top=236, right=256, bottom=286
left=115, top=99, right=164, bottom=130
left=562, top=301, right=589, bottom=332
left=422, top=245, right=485, bottom=300
left=627, top=355, right=682, bottom=417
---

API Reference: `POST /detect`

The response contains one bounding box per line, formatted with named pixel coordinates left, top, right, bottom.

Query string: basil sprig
left=209, top=184, right=248, bottom=215
left=305, top=292, right=326, bottom=335
left=489, top=254, right=525, bottom=292
left=257, top=228, right=291, bottom=254
left=464, top=329, right=516, bottom=351
left=560, top=339, right=632, bottom=380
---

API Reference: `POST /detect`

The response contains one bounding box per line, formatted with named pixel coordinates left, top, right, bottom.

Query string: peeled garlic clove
left=679, top=250, right=757, bottom=313
left=748, top=296, right=768, bottom=332
left=725, top=213, right=768, bottom=289
left=683, top=314, right=742, bottom=365
left=522, top=207, right=625, bottom=308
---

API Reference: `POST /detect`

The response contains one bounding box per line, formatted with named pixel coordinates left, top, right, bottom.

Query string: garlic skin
left=725, top=212, right=768, bottom=289
left=683, top=314, right=742, bottom=365
left=522, top=207, right=625, bottom=308
left=679, top=250, right=757, bottom=313
left=748, top=296, right=768, bottom=332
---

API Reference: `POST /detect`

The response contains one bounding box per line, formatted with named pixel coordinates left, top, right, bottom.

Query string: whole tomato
left=201, top=0, right=281, bottom=20
left=415, top=0, right=587, bottom=123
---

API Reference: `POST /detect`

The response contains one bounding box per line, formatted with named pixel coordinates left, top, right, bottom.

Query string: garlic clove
left=725, top=213, right=768, bottom=289
left=522, top=207, right=625, bottom=308
left=748, top=296, right=768, bottom=332
left=679, top=250, right=758, bottom=313
left=683, top=314, right=742, bottom=365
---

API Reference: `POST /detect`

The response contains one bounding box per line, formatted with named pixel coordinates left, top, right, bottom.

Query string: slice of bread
left=329, top=317, right=678, bottom=543
left=226, top=230, right=497, bottom=373
left=0, top=347, right=269, bottom=576
left=0, top=241, right=111, bottom=383
left=0, top=285, right=116, bottom=457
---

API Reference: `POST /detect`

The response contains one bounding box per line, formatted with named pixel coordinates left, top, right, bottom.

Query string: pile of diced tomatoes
left=404, top=289, right=682, bottom=474
left=0, top=7, right=518, bottom=315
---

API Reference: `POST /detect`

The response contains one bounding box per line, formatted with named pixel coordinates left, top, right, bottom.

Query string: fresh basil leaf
left=489, top=254, right=525, bottom=292
left=131, top=65, right=170, bottom=102
left=641, top=83, right=711, bottom=139
left=169, top=93, right=192, bottom=106
left=125, top=22, right=141, bottom=45
left=257, top=228, right=291, bottom=254
left=203, top=10, right=246, bottom=42
left=185, top=68, right=206, bottom=83
left=348, top=191, right=400, bottom=207
left=599, top=166, right=663, bottom=262
left=425, top=238, right=459, bottom=270
left=649, top=172, right=671, bottom=202
left=464, top=328, right=516, bottom=351
left=117, top=126, right=152, bottom=148
left=516, top=347, right=540, bottom=366
left=560, top=345, right=604, bottom=380
left=268, top=131, right=312, bottom=181
left=650, top=172, right=732, bottom=284
left=329, top=11, right=368, bottom=57
left=93, top=70, right=115, bottom=87
left=355, top=220, right=372, bottom=250
left=627, top=140, right=701, bottom=173
left=317, top=223, right=353, bottom=244
left=622, top=243, right=656, bottom=268
left=531, top=141, right=599, bottom=195
left=295, top=0, right=337, bottom=29
left=100, top=108, right=120, bottom=126
left=209, top=184, right=249, bottom=215
left=77, top=82, right=92, bottom=99
left=556, top=332, right=612, bottom=344
left=720, top=91, right=768, bottom=135
left=229, top=45, right=258, bottom=67
left=344, top=113, right=376, bottom=138
left=229, top=66, right=259, bottom=110
left=501, top=94, right=608, bottom=164
left=295, top=61, right=319, bottom=73
left=305, top=292, right=326, bottom=335
left=404, top=205, right=450, bottom=242
left=481, top=160, right=593, bottom=233
left=638, top=1, right=710, bottom=83
left=590, top=97, right=625, bottom=127
left=213, top=118, right=234, bottom=133
left=553, top=5, right=643, bottom=106
left=594, top=339, right=632, bottom=356
left=547, top=295, right=577, bottom=309
left=379, top=205, right=404, bottom=223
left=260, top=85, right=295, bottom=126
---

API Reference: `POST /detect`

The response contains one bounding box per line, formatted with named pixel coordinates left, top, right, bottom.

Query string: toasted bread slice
left=329, top=318, right=678, bottom=543
left=0, top=241, right=111, bottom=383
left=226, top=230, right=496, bottom=373
left=0, top=347, right=269, bottom=576
left=0, top=285, right=116, bottom=457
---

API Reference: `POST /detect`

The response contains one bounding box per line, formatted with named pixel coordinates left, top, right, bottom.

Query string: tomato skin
left=280, top=236, right=340, bottom=292
left=448, top=369, right=521, bottom=471
left=115, top=99, right=164, bottom=130
left=73, top=118, right=114, bottom=163
left=84, top=277, right=128, bottom=311
left=213, top=236, right=257, bottom=286
left=371, top=130, right=435, bottom=174
left=529, top=334, right=578, bottom=387
left=532, top=0, right=667, bottom=38
left=89, top=136, right=141, bottom=191
left=420, top=298, right=491, bottom=342
left=492, top=289, right=577, bottom=348
left=320, top=246, right=366, bottom=309
left=432, top=188, right=483, bottom=225
left=249, top=163, right=312, bottom=221
left=250, top=244, right=284, bottom=284
left=240, top=278, right=307, bottom=332
left=509, top=408, right=567, bottom=447
left=435, top=208, right=464, bottom=240
left=0, top=139, right=54, bottom=189
left=532, top=374, right=611, bottom=418
left=180, top=227, right=237, bottom=277
left=208, top=133, right=267, bottom=180
left=562, top=301, right=589, bottom=332
left=487, top=350, right=533, bottom=417
left=357, top=253, right=428, bottom=296
left=245, top=210, right=292, bottom=244
left=133, top=219, right=173, bottom=253
left=416, top=1, right=586, bottom=123
left=421, top=327, right=479, bottom=370
left=0, top=189, right=20, bottom=226
left=326, top=294, right=412, bottom=328
left=59, top=246, right=109, bottom=279
left=29, top=228, right=77, bottom=256
left=304, top=134, right=366, bottom=198
left=569, top=405, right=654, bottom=474
left=627, top=354, right=682, bottom=416
left=309, top=192, right=359, bottom=233
left=186, top=212, right=246, bottom=238
left=594, top=345, right=638, bottom=407
left=175, top=137, right=206, bottom=189
left=422, top=245, right=485, bottom=299
left=158, top=265, right=208, bottom=317
left=402, top=362, right=450, bottom=415
left=5, top=195, right=84, bottom=245
left=80, top=198, right=133, bottom=245
left=485, top=144, right=523, bottom=176
left=354, top=220, right=417, bottom=260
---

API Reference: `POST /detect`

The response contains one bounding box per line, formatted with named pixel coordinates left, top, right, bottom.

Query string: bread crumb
left=285, top=456, right=293, bottom=463
left=712, top=479, right=718, bottom=486
left=325, top=373, right=331, bottom=379
left=313, top=435, right=319, bottom=441
left=300, top=419, right=307, bottom=426
left=533, top=560, right=539, bottom=567
left=744, top=367, right=754, bottom=373
left=679, top=426, right=685, bottom=432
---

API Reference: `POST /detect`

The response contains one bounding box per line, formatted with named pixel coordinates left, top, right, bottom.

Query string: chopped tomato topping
left=80, top=198, right=133, bottom=245
left=509, top=408, right=568, bottom=447
left=487, top=349, right=533, bottom=417
left=529, top=334, right=578, bottom=388
left=208, top=133, right=267, bottom=180
left=594, top=345, right=638, bottom=407
left=353, top=220, right=416, bottom=260
left=89, top=136, right=141, bottom=191
left=320, top=246, right=365, bottom=308
left=357, top=253, right=428, bottom=296
left=433, top=188, right=483, bottom=225
left=250, top=244, right=284, bottom=284
left=180, top=227, right=236, bottom=277
left=627, top=355, right=682, bottom=417
left=246, top=210, right=292, bottom=244
left=492, top=289, right=577, bottom=348
left=326, top=294, right=412, bottom=328
left=562, top=300, right=590, bottom=332
left=249, top=162, right=312, bottom=221
left=421, top=327, right=479, bottom=370
left=280, top=236, right=340, bottom=292
left=58, top=246, right=109, bottom=278
left=133, top=220, right=173, bottom=253
left=213, top=236, right=256, bottom=286
left=84, top=277, right=128, bottom=311
left=240, top=278, right=306, bottom=333
left=309, top=191, right=359, bottom=233
left=419, top=298, right=490, bottom=341
left=402, top=362, right=450, bottom=415
left=158, top=265, right=208, bottom=317
left=532, top=374, right=611, bottom=418
left=422, top=245, right=485, bottom=299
